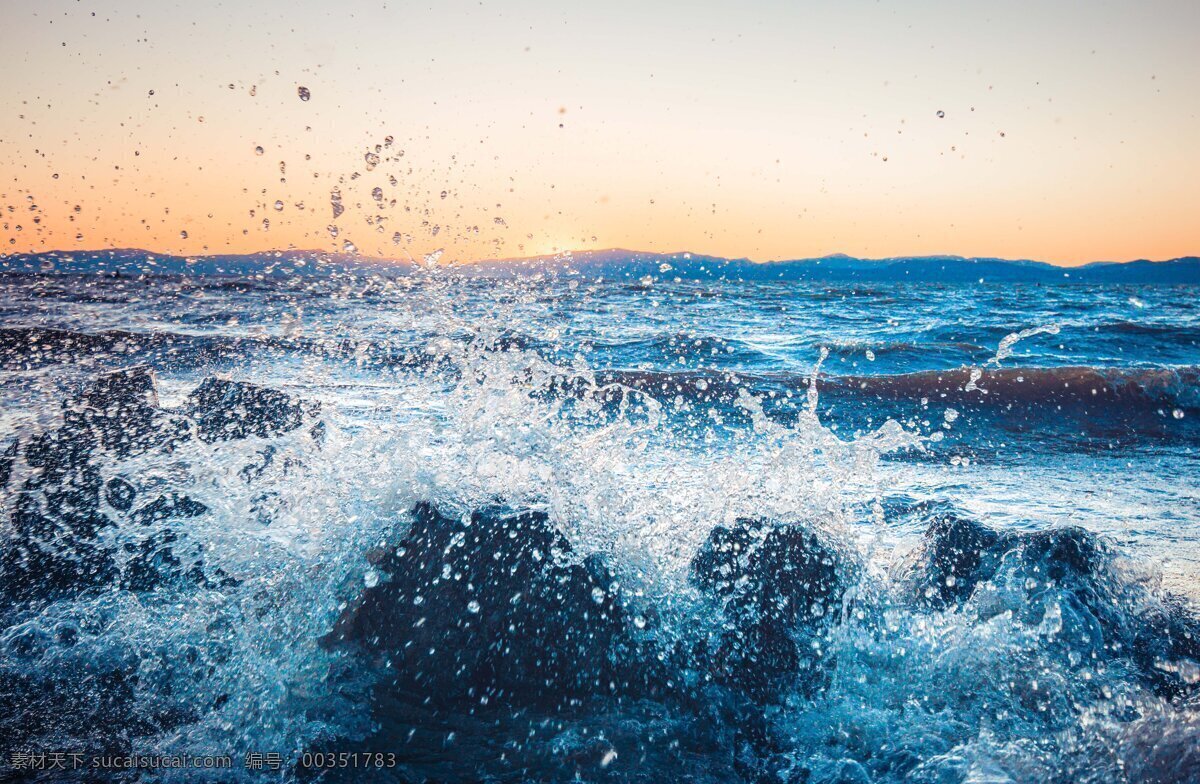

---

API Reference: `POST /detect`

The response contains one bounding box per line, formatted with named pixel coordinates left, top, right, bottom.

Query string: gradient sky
left=2, top=0, right=1198, bottom=265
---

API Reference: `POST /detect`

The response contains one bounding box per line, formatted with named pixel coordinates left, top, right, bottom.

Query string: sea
left=0, top=266, right=1197, bottom=783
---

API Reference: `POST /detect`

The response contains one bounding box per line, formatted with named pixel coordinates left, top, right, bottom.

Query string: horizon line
left=3, top=245, right=1199, bottom=269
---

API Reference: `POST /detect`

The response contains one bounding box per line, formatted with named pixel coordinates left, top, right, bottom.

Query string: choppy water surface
left=1, top=269, right=1197, bottom=783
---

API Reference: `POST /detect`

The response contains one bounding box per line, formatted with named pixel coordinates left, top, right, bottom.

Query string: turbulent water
left=0, top=268, right=1198, bottom=783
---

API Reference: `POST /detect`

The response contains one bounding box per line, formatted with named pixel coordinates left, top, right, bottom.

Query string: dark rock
left=690, top=518, right=853, bottom=701
left=0, top=368, right=149, bottom=601
left=691, top=522, right=758, bottom=597
left=120, top=527, right=237, bottom=592
left=0, top=655, right=150, bottom=759
left=185, top=377, right=312, bottom=442
left=906, top=515, right=1200, bottom=697
left=329, top=502, right=659, bottom=710
left=0, top=437, right=17, bottom=488
left=0, top=524, right=120, bottom=603
left=0, top=368, right=314, bottom=607
left=904, top=513, right=1001, bottom=608
left=904, top=517, right=1107, bottom=611
left=68, top=366, right=185, bottom=456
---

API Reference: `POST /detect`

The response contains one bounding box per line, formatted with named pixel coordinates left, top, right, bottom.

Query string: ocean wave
left=586, top=364, right=1200, bottom=415
left=3, top=361, right=1196, bottom=782
left=2, top=272, right=1199, bottom=783
left=0, top=326, right=440, bottom=374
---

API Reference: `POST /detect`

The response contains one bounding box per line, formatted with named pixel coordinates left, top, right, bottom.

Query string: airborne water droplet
left=254, top=146, right=264, bottom=156
left=364, top=570, right=379, bottom=588
left=467, top=600, right=481, bottom=614
left=937, top=110, right=945, bottom=118
left=297, top=86, right=311, bottom=101
left=179, top=230, right=188, bottom=239
left=273, top=200, right=284, bottom=211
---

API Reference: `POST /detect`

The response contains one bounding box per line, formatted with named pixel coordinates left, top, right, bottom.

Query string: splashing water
left=0, top=269, right=1197, bottom=783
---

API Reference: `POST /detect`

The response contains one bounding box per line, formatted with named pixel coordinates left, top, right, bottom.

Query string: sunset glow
left=2, top=0, right=1198, bottom=264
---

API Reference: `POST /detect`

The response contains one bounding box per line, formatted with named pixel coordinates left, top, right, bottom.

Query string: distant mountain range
left=3, top=247, right=1199, bottom=284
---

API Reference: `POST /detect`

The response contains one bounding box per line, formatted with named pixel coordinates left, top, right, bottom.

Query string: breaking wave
left=0, top=270, right=1198, bottom=783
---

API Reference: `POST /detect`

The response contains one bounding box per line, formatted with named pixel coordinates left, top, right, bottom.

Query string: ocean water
left=0, top=268, right=1198, bottom=783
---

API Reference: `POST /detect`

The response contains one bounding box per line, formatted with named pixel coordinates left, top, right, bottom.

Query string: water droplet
left=591, top=587, right=606, bottom=604
left=422, top=249, right=444, bottom=269
left=273, top=200, right=284, bottom=211
left=865, top=349, right=876, bottom=361
left=936, top=110, right=945, bottom=118
left=467, top=600, right=481, bottom=614
left=254, top=146, right=264, bottom=156
left=330, top=188, right=344, bottom=219
left=297, top=86, right=311, bottom=101
left=364, top=151, right=379, bottom=170
left=371, top=187, right=384, bottom=202
left=179, top=230, right=188, bottom=239
left=1173, top=409, right=1185, bottom=420
left=944, top=408, right=960, bottom=423
left=364, top=570, right=379, bottom=588
left=633, top=615, right=646, bottom=629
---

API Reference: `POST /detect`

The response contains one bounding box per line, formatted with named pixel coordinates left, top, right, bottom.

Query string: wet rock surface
left=0, top=367, right=320, bottom=764
left=904, top=512, right=1200, bottom=698
left=323, top=510, right=861, bottom=782
left=690, top=518, right=856, bottom=701
left=325, top=505, right=1200, bottom=782
left=329, top=502, right=662, bottom=710
left=185, top=377, right=313, bottom=442
left=0, top=367, right=317, bottom=606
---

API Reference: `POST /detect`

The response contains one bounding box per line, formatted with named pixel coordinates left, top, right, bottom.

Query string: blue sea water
left=0, top=269, right=1197, bottom=782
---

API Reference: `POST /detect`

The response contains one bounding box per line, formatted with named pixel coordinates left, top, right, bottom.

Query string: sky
left=1, top=0, right=1198, bottom=265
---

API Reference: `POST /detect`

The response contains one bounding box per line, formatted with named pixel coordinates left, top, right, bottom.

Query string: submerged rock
left=185, top=377, right=314, bottom=442
left=903, top=512, right=1001, bottom=608
left=329, top=502, right=661, bottom=710
left=690, top=518, right=854, bottom=701
left=0, top=367, right=317, bottom=606
left=905, top=513, right=1200, bottom=697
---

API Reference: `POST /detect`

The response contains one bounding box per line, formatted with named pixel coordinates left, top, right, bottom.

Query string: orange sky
left=2, top=0, right=1198, bottom=265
